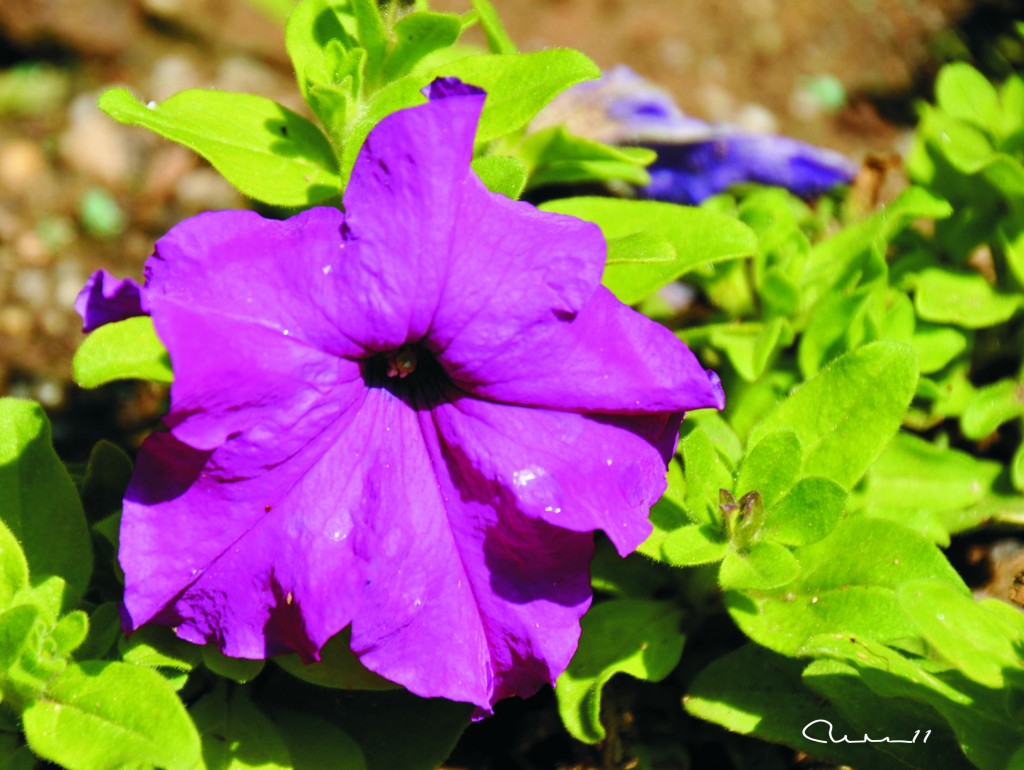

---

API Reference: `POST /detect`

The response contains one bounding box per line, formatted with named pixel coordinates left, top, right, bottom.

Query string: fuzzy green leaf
left=749, top=342, right=918, bottom=491
left=914, top=268, right=1022, bottom=329
left=0, top=400, right=92, bottom=609
left=542, top=197, right=756, bottom=305
left=22, top=661, right=201, bottom=770
left=471, top=155, right=527, bottom=199
left=726, top=517, right=967, bottom=656
left=556, top=600, right=684, bottom=743
left=99, top=87, right=341, bottom=206
left=720, top=541, right=800, bottom=591
left=72, top=316, right=173, bottom=388
left=962, top=378, right=1024, bottom=439
left=763, top=477, right=846, bottom=547
left=191, top=686, right=291, bottom=770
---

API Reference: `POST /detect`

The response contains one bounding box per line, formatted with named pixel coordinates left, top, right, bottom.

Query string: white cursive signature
left=802, top=719, right=931, bottom=745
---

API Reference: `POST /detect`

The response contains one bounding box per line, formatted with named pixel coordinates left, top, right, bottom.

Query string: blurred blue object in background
left=539, top=66, right=858, bottom=204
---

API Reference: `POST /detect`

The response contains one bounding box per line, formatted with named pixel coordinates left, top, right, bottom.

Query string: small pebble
left=732, top=102, right=778, bottom=134
left=13, top=267, right=49, bottom=308
left=0, top=138, right=48, bottom=194
left=0, top=305, right=32, bottom=339
left=15, top=230, right=51, bottom=267
left=60, top=93, right=138, bottom=188
left=176, top=168, right=244, bottom=211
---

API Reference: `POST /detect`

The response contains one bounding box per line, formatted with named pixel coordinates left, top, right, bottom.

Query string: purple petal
left=122, top=403, right=366, bottom=660
left=328, top=84, right=489, bottom=352
left=643, top=136, right=856, bottom=204
left=75, top=270, right=147, bottom=332
left=444, top=285, right=724, bottom=414
left=423, top=76, right=486, bottom=100
left=349, top=394, right=594, bottom=710
left=432, top=398, right=682, bottom=555
left=143, top=208, right=363, bottom=451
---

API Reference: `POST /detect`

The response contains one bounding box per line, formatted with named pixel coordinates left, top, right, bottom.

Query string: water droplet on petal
left=322, top=264, right=332, bottom=275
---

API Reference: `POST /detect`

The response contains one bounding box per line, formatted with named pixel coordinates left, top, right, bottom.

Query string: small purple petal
left=75, top=270, right=147, bottom=332
left=423, top=76, right=486, bottom=101
left=642, top=136, right=857, bottom=204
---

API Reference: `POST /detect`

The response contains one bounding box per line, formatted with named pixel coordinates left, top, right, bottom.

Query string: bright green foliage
left=22, top=661, right=201, bottom=770
left=99, top=88, right=342, bottom=206
left=540, top=197, right=757, bottom=305
left=0, top=400, right=92, bottom=609
left=72, top=316, right=173, bottom=388
left=555, top=600, right=685, bottom=743
left=191, top=685, right=295, bottom=769
left=750, top=342, right=918, bottom=489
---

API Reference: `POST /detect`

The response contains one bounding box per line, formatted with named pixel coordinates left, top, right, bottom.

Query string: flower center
left=386, top=346, right=417, bottom=379
left=362, top=343, right=453, bottom=408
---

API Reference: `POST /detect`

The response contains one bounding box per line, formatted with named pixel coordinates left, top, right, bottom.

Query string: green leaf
left=855, top=432, right=1001, bottom=541
left=72, top=316, right=173, bottom=388
left=470, top=155, right=526, bottom=199
left=911, top=323, right=970, bottom=374
left=736, top=430, right=802, bottom=508
left=382, top=12, right=463, bottom=83
left=328, top=690, right=470, bottom=770
left=541, top=197, right=756, bottom=305
left=0, top=604, right=44, bottom=671
left=804, top=634, right=1017, bottom=770
left=202, top=647, right=264, bottom=684
left=914, top=268, right=1022, bottom=328
left=679, top=426, right=733, bottom=528
left=0, top=399, right=92, bottom=608
left=275, top=628, right=397, bottom=690
left=962, top=378, right=1024, bottom=439
left=437, top=50, right=599, bottom=143
left=349, top=0, right=387, bottom=83
left=720, top=541, right=800, bottom=591
left=0, top=518, right=28, bottom=610
left=79, top=440, right=133, bottom=522
left=191, top=686, right=291, bottom=770
left=726, top=517, right=967, bottom=656
left=764, top=477, right=846, bottom=547
left=118, top=625, right=201, bottom=672
left=658, top=524, right=728, bottom=567
left=797, top=286, right=876, bottom=378
left=683, top=319, right=789, bottom=382
left=51, top=611, right=89, bottom=658
left=0, top=734, right=33, bottom=770
left=749, top=342, right=918, bottom=491
left=935, top=62, right=1001, bottom=132
left=471, top=0, right=516, bottom=54
left=99, top=87, right=341, bottom=206
left=271, top=710, right=367, bottom=770
left=805, top=187, right=951, bottom=306
left=76, top=602, right=120, bottom=660
left=556, top=599, right=684, bottom=743
left=686, top=644, right=928, bottom=770
left=800, top=659, right=967, bottom=769
left=898, top=580, right=1024, bottom=689
left=519, top=127, right=653, bottom=189
left=22, top=660, right=201, bottom=770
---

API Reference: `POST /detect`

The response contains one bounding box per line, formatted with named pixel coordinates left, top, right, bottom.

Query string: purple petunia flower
left=82, top=79, right=724, bottom=712
left=74, top=270, right=146, bottom=332
left=536, top=66, right=857, bottom=204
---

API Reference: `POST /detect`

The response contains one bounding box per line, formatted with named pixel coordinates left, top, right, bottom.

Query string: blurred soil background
left=1, top=0, right=1022, bottom=453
